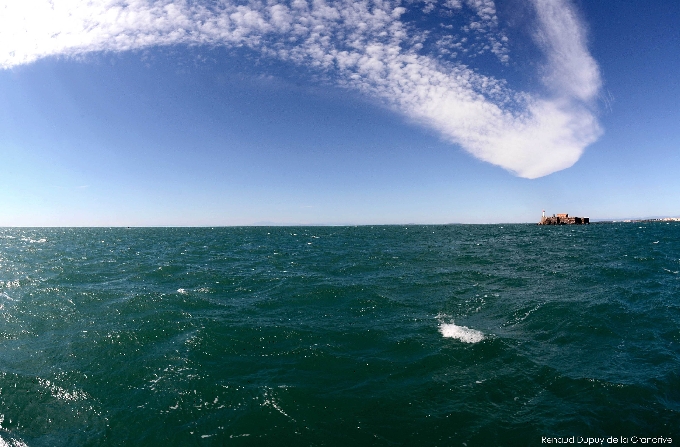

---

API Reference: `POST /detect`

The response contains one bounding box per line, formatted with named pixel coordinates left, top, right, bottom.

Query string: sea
left=0, top=224, right=678, bottom=446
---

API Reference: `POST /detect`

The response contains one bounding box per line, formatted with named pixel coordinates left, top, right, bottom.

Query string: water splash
left=437, top=314, right=485, bottom=343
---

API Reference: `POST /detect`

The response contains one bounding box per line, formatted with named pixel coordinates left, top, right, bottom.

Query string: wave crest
left=438, top=321, right=485, bottom=344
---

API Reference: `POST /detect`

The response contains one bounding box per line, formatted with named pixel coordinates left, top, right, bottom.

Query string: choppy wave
left=0, top=224, right=678, bottom=445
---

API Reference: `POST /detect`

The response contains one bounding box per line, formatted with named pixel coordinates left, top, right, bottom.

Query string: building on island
left=539, top=212, right=589, bottom=225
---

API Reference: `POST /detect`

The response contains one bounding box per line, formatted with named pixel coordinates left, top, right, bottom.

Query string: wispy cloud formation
left=0, top=0, right=602, bottom=178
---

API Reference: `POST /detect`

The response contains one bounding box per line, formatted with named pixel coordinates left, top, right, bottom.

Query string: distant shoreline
left=591, top=217, right=680, bottom=224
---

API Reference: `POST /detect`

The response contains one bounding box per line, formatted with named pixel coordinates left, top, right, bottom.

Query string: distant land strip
left=593, top=217, right=680, bottom=223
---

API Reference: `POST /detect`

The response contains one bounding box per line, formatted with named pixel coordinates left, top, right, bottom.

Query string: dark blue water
left=0, top=224, right=678, bottom=446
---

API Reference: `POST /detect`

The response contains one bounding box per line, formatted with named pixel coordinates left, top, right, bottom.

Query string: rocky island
left=538, top=211, right=589, bottom=225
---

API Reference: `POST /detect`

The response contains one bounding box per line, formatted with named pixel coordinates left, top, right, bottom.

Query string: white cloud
left=0, top=0, right=602, bottom=178
left=531, top=0, right=601, bottom=102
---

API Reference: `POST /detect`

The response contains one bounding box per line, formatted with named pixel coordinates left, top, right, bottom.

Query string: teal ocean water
left=0, top=224, right=678, bottom=446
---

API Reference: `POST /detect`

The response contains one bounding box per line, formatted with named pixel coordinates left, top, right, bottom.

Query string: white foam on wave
left=20, top=237, right=46, bottom=244
left=0, top=429, right=30, bottom=447
left=38, top=378, right=88, bottom=402
left=438, top=318, right=485, bottom=344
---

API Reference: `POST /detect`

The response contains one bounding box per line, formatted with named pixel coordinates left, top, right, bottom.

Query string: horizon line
left=2, top=218, right=679, bottom=229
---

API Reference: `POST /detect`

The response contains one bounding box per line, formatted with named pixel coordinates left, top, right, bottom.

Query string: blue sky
left=0, top=0, right=678, bottom=225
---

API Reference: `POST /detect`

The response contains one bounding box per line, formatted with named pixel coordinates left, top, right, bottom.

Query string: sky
left=0, top=0, right=678, bottom=226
